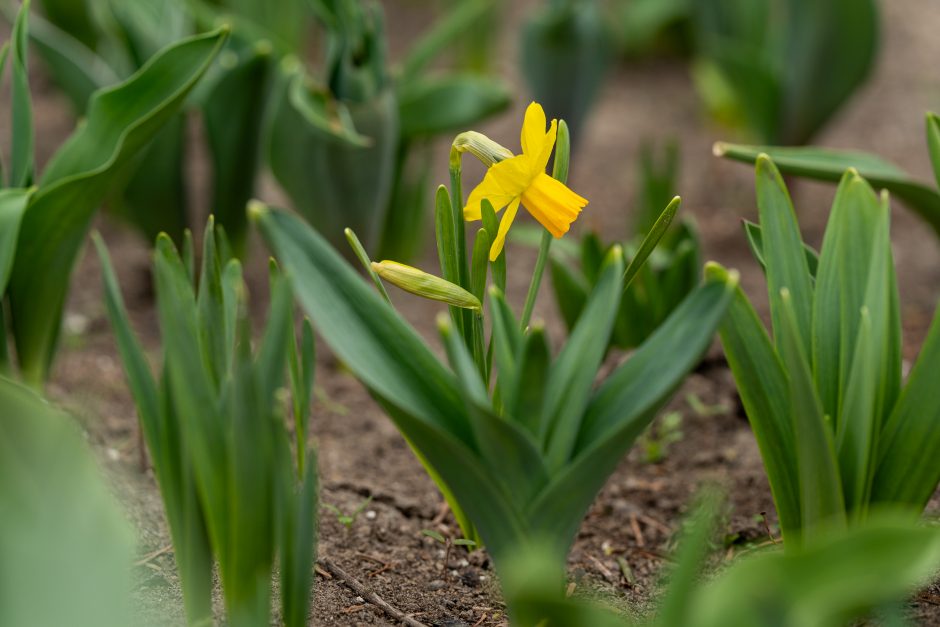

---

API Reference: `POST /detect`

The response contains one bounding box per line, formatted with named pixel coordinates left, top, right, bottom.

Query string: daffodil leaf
left=26, top=9, right=118, bottom=114
left=716, top=141, right=940, bottom=238
left=742, top=219, right=819, bottom=280
left=398, top=0, right=497, bottom=82
left=542, top=245, right=624, bottom=470
left=754, top=155, right=815, bottom=359
left=623, top=196, right=680, bottom=290
left=0, top=376, right=134, bottom=627
left=778, top=288, right=845, bottom=543
left=441, top=317, right=549, bottom=505
left=9, top=27, right=228, bottom=385
left=508, top=326, right=551, bottom=438
left=703, top=262, right=801, bottom=539
left=204, top=43, right=273, bottom=253
left=253, top=204, right=474, bottom=446
left=95, top=233, right=214, bottom=623
left=548, top=255, right=589, bottom=333
left=872, top=289, right=940, bottom=510
left=813, top=172, right=899, bottom=425
left=529, top=275, right=735, bottom=550
left=927, top=112, right=940, bottom=192
left=10, top=0, right=33, bottom=188
left=398, top=74, right=510, bottom=139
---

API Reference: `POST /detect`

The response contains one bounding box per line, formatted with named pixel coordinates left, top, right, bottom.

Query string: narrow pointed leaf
left=777, top=289, right=845, bottom=541
left=542, top=246, right=624, bottom=470
left=622, top=196, right=680, bottom=290
left=10, top=1, right=34, bottom=188
left=754, top=155, right=814, bottom=355
left=742, top=220, right=819, bottom=279
left=704, top=262, right=801, bottom=538
left=812, top=172, right=889, bottom=423
left=872, top=295, right=940, bottom=509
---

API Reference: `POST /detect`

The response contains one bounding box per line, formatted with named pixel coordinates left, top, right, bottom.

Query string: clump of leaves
left=613, top=0, right=879, bottom=146
left=0, top=2, right=227, bottom=385
left=250, top=108, right=736, bottom=593
left=28, top=0, right=509, bottom=259
left=95, top=219, right=318, bottom=627
left=707, top=155, right=940, bottom=545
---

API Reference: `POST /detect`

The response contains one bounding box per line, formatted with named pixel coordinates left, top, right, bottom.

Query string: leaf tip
left=247, top=199, right=269, bottom=222
left=436, top=312, right=452, bottom=335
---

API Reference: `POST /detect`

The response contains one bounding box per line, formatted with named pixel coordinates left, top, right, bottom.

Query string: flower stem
left=449, top=147, right=475, bottom=351
left=520, top=228, right=552, bottom=329
left=519, top=119, right=570, bottom=330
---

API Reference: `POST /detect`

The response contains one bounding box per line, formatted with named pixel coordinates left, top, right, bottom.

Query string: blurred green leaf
left=204, top=44, right=272, bottom=253
left=27, top=10, right=118, bottom=114
left=398, top=74, right=510, bottom=139
left=520, top=0, right=613, bottom=143
left=11, top=0, right=34, bottom=188
left=0, top=376, right=134, bottom=627
left=9, top=27, right=228, bottom=385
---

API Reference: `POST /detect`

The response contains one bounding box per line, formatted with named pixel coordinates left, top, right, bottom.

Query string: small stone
left=355, top=596, right=364, bottom=603
left=427, top=580, right=446, bottom=591
left=365, top=510, right=377, bottom=520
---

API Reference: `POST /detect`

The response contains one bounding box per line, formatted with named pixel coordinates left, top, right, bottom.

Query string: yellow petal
left=520, top=102, right=547, bottom=159
left=463, top=154, right=530, bottom=220
left=521, top=173, right=588, bottom=238
left=489, top=197, right=520, bottom=261
left=532, top=119, right=557, bottom=177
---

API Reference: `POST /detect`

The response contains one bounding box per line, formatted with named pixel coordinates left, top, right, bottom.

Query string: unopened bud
left=372, top=261, right=481, bottom=311
left=451, top=131, right=514, bottom=168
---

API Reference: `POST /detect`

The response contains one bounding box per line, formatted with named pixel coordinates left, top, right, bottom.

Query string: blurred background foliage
left=26, top=0, right=511, bottom=259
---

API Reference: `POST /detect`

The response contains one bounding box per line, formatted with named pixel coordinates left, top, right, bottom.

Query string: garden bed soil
left=15, top=0, right=940, bottom=624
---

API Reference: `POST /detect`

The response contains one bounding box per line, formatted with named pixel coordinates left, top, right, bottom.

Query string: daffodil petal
left=489, top=197, right=520, bottom=261
left=463, top=154, right=531, bottom=220
left=532, top=119, right=557, bottom=177
left=520, top=102, right=547, bottom=159
left=522, top=173, right=588, bottom=238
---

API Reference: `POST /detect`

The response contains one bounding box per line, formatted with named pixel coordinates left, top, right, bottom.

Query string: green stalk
left=520, top=120, right=570, bottom=330
left=520, top=230, right=552, bottom=329
left=449, top=146, right=475, bottom=349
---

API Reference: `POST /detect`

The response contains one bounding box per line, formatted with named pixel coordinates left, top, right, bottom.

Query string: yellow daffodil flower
left=463, top=102, right=588, bottom=261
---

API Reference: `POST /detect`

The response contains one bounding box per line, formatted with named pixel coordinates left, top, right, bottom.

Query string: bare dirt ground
left=12, top=0, right=940, bottom=624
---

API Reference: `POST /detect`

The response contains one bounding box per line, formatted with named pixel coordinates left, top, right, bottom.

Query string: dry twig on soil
left=319, top=557, right=429, bottom=627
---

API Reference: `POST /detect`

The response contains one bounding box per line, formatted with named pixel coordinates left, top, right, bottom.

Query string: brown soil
left=14, top=0, right=940, bottom=624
